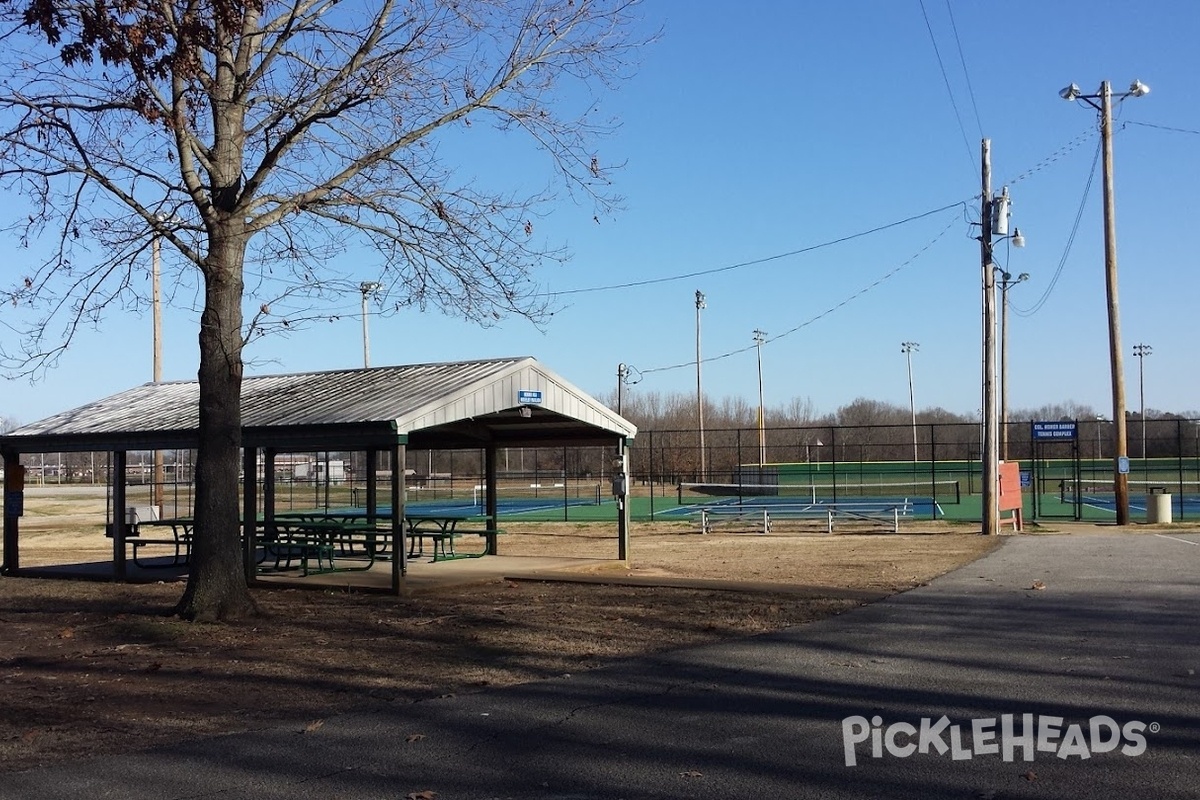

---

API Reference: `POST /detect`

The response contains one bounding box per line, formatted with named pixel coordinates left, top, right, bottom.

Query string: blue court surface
left=1076, top=492, right=1200, bottom=516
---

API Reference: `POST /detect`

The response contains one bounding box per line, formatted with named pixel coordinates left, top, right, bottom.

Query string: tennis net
left=472, top=483, right=603, bottom=508
left=677, top=480, right=960, bottom=505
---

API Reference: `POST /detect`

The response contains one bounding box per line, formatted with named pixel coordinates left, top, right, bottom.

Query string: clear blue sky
left=3, top=0, right=1199, bottom=426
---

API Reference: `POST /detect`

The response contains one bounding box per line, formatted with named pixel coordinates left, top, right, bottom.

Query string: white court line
left=1155, top=533, right=1199, bottom=546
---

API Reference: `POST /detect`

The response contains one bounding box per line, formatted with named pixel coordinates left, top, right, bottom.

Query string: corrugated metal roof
left=1, top=357, right=636, bottom=452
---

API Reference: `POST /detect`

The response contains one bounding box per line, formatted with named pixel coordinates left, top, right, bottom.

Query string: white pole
left=754, top=329, right=767, bottom=468
left=902, top=341, right=919, bottom=464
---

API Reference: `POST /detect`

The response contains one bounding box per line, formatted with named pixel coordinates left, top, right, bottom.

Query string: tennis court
left=408, top=483, right=606, bottom=519
left=657, top=480, right=959, bottom=519
left=1060, top=478, right=1200, bottom=518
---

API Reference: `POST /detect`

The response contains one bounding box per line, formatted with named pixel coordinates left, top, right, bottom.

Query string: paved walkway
left=7, top=531, right=1199, bottom=799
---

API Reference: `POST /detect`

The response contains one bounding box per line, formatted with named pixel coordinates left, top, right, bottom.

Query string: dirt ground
left=0, top=489, right=1003, bottom=775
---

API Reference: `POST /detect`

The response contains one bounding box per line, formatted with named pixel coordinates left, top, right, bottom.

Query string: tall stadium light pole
left=359, top=281, right=383, bottom=368
left=978, top=140, right=1025, bottom=536
left=695, top=290, right=707, bottom=480
left=901, top=341, right=920, bottom=465
left=1134, top=343, right=1152, bottom=459
left=1096, top=415, right=1105, bottom=459
left=753, top=329, right=767, bottom=468
left=998, top=271, right=1030, bottom=460
left=1061, top=79, right=1149, bottom=525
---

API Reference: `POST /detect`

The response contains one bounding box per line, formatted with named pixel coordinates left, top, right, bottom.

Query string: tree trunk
left=176, top=220, right=255, bottom=622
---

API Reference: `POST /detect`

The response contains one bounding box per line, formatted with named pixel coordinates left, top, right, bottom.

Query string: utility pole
left=1099, top=82, right=1130, bottom=523
left=1134, top=343, right=1152, bottom=459
left=1060, top=79, right=1148, bottom=525
left=695, top=290, right=706, bottom=481
left=753, top=329, right=767, bottom=468
left=901, top=341, right=920, bottom=465
left=977, top=145, right=1025, bottom=536
left=980, top=140, right=999, bottom=537
left=998, top=271, right=1029, bottom=460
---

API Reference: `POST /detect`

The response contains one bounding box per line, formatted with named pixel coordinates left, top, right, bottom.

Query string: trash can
left=1146, top=488, right=1172, bottom=525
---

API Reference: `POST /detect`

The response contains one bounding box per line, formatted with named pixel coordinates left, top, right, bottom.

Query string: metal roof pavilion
left=1, top=356, right=637, bottom=453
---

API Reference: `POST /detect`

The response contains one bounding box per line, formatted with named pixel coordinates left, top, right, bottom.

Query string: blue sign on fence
left=1032, top=421, right=1078, bottom=440
left=1019, top=470, right=1033, bottom=488
left=1118, top=456, right=1130, bottom=474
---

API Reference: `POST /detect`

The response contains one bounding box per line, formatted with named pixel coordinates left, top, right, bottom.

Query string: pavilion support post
left=366, top=449, right=378, bottom=522
left=263, top=449, right=277, bottom=526
left=2, top=454, right=23, bottom=575
left=112, top=450, right=128, bottom=581
left=242, top=446, right=259, bottom=584
left=617, top=441, right=630, bottom=562
left=390, top=442, right=406, bottom=595
left=484, top=444, right=499, bottom=555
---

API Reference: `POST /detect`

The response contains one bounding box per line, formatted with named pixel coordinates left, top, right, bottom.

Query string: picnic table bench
left=258, top=519, right=393, bottom=575
left=405, top=513, right=503, bottom=562
left=270, top=510, right=504, bottom=565
left=698, top=499, right=915, bottom=535
left=118, top=518, right=195, bottom=568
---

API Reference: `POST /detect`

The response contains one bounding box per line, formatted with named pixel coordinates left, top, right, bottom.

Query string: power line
left=631, top=215, right=959, bottom=377
left=1124, top=120, right=1200, bottom=136
left=918, top=0, right=976, bottom=172
left=550, top=202, right=965, bottom=296
left=1002, top=127, right=1095, bottom=187
left=1012, top=140, right=1101, bottom=317
left=944, top=0, right=984, bottom=138
left=552, top=129, right=1100, bottom=301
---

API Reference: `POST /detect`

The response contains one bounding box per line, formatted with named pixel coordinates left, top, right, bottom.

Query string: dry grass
left=0, top=488, right=1000, bottom=774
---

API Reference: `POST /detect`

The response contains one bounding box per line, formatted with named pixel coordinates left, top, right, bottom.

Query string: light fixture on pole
left=1060, top=78, right=1149, bottom=525
left=695, top=290, right=706, bottom=481
left=1096, top=415, right=1105, bottom=460
left=616, top=363, right=627, bottom=416
left=901, top=341, right=920, bottom=465
left=1134, top=343, right=1152, bottom=459
left=997, top=270, right=1030, bottom=460
left=359, top=281, right=383, bottom=368
left=753, top=329, right=767, bottom=468
left=977, top=141, right=1025, bottom=536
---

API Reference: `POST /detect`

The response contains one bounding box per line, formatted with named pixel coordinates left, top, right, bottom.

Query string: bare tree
left=0, top=0, right=648, bottom=620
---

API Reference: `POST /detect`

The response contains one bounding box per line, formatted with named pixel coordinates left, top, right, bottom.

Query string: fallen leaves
left=302, top=719, right=325, bottom=734
left=679, top=770, right=703, bottom=778
left=406, top=733, right=426, bottom=743
left=1029, top=580, right=1046, bottom=590
left=407, top=791, right=437, bottom=800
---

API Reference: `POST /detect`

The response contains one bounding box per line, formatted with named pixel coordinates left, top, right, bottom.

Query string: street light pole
left=901, top=341, right=919, bottom=465
left=998, top=271, right=1030, bottom=460
left=753, top=329, right=767, bottom=468
left=359, top=281, right=382, bottom=368
left=1134, top=343, right=1152, bottom=459
left=695, top=290, right=706, bottom=481
left=1061, top=79, right=1149, bottom=526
